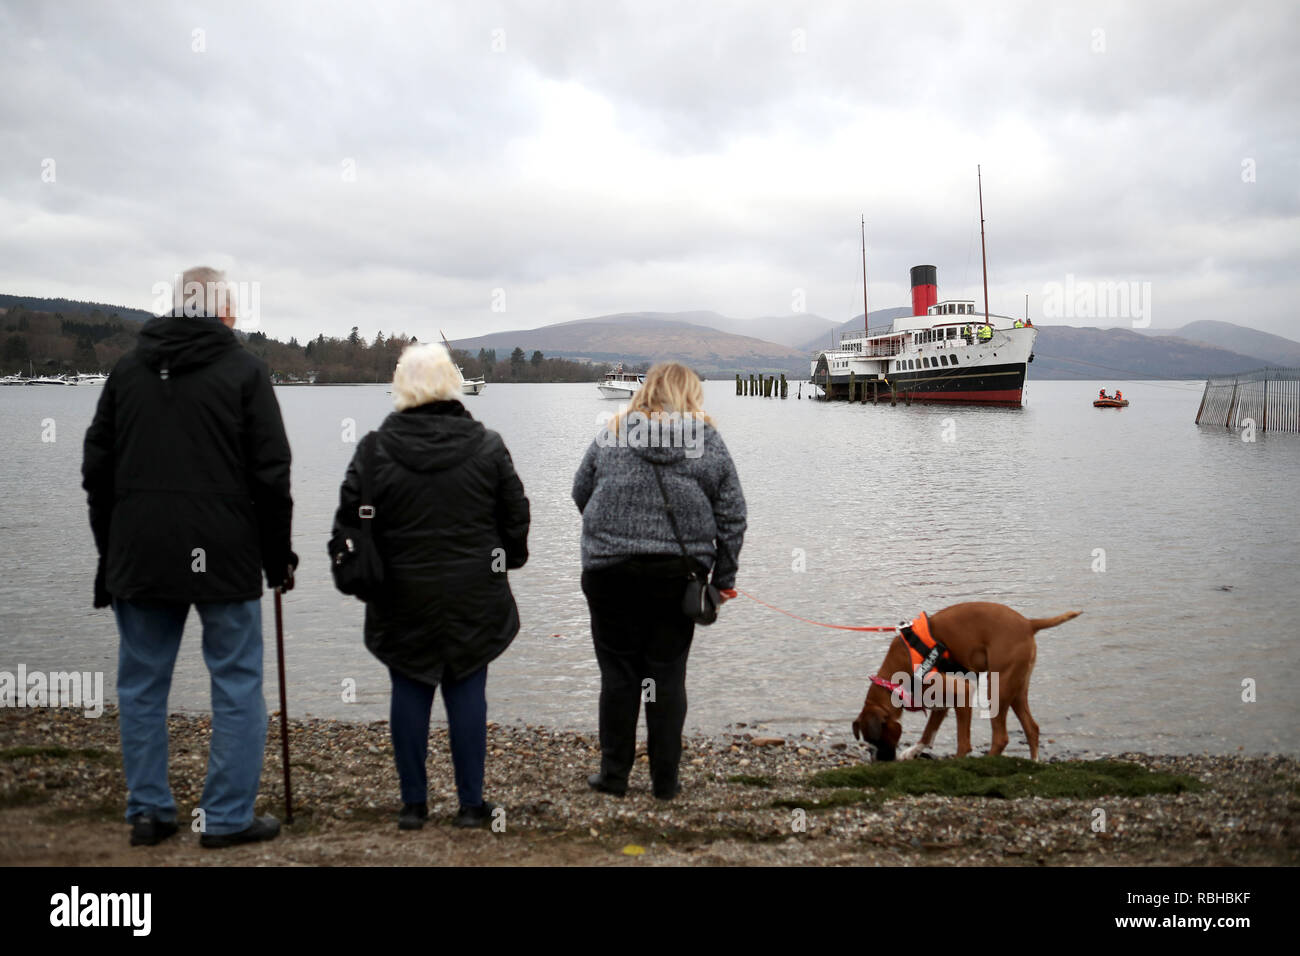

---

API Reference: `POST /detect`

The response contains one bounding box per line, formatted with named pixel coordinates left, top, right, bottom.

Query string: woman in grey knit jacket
left=572, top=362, right=747, bottom=799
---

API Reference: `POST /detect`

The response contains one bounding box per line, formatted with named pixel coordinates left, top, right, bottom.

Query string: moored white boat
left=597, top=364, right=643, bottom=399
left=440, top=330, right=485, bottom=395
left=26, top=375, right=76, bottom=385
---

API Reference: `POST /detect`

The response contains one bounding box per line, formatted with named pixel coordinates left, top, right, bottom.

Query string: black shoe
left=199, top=815, right=281, bottom=848
left=398, top=802, right=428, bottom=830
left=653, top=781, right=681, bottom=801
left=453, top=801, right=499, bottom=829
left=587, top=773, right=627, bottom=797
left=129, top=815, right=178, bottom=847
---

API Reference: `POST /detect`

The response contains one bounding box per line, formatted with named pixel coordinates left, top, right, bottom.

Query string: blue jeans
left=389, top=666, right=488, bottom=808
left=114, top=598, right=267, bottom=835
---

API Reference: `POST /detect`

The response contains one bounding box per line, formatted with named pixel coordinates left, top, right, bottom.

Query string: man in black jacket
left=82, top=267, right=296, bottom=848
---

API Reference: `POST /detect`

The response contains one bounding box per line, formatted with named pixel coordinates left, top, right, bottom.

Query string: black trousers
left=581, top=561, right=696, bottom=794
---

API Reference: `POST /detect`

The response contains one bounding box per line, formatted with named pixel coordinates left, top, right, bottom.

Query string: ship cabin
left=929, top=299, right=978, bottom=318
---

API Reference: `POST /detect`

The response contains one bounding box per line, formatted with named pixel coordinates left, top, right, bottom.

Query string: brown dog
left=851, top=602, right=1080, bottom=761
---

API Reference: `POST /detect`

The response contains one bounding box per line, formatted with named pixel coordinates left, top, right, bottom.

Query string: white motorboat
left=26, top=375, right=74, bottom=385
left=440, top=331, right=485, bottom=395
left=597, top=364, right=644, bottom=399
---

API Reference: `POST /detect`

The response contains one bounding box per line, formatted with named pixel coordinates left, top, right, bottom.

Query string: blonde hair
left=391, top=342, right=461, bottom=410
left=610, top=362, right=714, bottom=433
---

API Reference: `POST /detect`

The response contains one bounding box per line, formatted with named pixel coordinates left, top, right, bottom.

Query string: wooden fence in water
left=1195, top=368, right=1300, bottom=433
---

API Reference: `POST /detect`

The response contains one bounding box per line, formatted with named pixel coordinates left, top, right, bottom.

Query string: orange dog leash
left=729, top=588, right=899, bottom=632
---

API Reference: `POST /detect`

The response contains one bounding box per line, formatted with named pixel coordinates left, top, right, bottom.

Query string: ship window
left=947, top=327, right=956, bottom=338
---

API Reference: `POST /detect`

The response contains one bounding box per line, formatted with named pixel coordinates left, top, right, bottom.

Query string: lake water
left=2, top=378, right=1297, bottom=757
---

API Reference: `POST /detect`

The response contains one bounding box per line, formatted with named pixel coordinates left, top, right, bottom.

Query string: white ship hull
left=596, top=382, right=639, bottom=399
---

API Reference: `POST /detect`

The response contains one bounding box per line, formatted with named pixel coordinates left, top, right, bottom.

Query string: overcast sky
left=2, top=0, right=1297, bottom=345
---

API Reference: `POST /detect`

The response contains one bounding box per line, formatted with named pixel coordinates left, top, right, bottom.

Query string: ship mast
left=861, top=215, right=870, bottom=334
left=978, top=165, right=990, bottom=327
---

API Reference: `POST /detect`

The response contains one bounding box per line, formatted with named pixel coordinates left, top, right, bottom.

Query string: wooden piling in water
left=848, top=371, right=856, bottom=403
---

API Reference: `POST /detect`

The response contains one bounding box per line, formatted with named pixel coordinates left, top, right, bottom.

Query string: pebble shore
left=2, top=707, right=1296, bottom=866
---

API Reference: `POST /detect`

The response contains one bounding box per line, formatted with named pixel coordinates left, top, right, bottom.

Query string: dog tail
left=1029, top=610, right=1082, bottom=632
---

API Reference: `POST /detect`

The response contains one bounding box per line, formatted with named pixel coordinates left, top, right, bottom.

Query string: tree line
left=2, top=301, right=606, bottom=384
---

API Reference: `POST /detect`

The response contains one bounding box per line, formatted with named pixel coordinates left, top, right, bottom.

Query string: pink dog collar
left=869, top=674, right=925, bottom=712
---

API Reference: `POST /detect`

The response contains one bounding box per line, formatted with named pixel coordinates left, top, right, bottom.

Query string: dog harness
left=899, top=612, right=965, bottom=680
left=868, top=613, right=964, bottom=712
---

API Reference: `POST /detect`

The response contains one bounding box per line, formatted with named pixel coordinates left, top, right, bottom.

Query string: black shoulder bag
left=328, top=433, right=385, bottom=601
left=650, top=463, right=721, bottom=625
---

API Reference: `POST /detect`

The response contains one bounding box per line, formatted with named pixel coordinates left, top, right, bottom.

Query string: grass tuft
left=809, top=755, right=1202, bottom=799
left=726, top=774, right=773, bottom=788
left=771, top=789, right=884, bottom=812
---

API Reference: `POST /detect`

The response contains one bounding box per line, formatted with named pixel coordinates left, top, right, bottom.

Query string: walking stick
left=274, top=586, right=294, bottom=824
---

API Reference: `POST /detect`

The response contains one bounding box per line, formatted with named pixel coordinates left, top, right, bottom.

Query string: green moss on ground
left=726, top=774, right=773, bottom=788
left=808, top=756, right=1203, bottom=799
left=771, top=789, right=884, bottom=812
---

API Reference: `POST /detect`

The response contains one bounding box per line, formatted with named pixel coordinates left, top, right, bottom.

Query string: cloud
left=0, top=0, right=1296, bottom=344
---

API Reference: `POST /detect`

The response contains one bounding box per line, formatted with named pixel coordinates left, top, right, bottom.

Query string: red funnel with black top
left=911, top=265, right=937, bottom=316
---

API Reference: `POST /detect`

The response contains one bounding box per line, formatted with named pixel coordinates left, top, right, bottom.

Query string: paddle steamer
left=812, top=168, right=1035, bottom=407
left=810, top=264, right=1036, bottom=406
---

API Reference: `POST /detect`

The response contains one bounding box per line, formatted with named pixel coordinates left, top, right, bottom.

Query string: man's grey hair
left=175, top=266, right=237, bottom=319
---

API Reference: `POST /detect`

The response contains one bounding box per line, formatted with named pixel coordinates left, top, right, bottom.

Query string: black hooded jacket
left=82, top=315, right=294, bottom=603
left=334, top=401, right=530, bottom=685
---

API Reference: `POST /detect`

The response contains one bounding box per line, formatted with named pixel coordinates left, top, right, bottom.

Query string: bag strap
left=650, top=462, right=699, bottom=580
left=357, top=432, right=377, bottom=538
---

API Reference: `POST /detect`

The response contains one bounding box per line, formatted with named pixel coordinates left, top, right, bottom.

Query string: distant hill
left=449, top=312, right=811, bottom=376
left=1028, top=326, right=1274, bottom=379
left=706, top=313, right=839, bottom=348
left=0, top=294, right=155, bottom=324
left=1136, top=320, right=1300, bottom=368
left=6, top=289, right=1293, bottom=382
